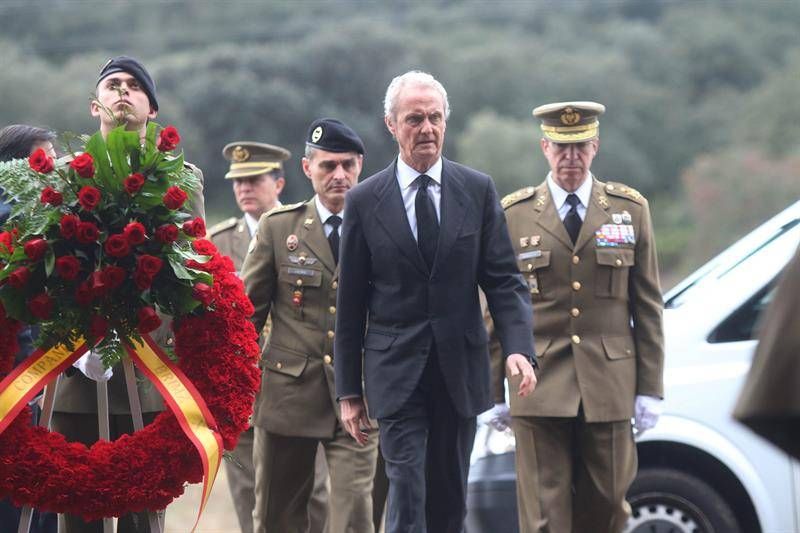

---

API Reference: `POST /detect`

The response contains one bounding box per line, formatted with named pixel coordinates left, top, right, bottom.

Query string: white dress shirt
left=244, top=213, right=260, bottom=238
left=396, top=156, right=442, bottom=241
left=315, top=195, right=342, bottom=238
left=547, top=173, right=593, bottom=222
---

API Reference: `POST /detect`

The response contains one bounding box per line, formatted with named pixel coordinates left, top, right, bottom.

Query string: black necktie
left=563, top=193, right=582, bottom=245
left=327, top=215, right=342, bottom=265
left=415, top=174, right=439, bottom=270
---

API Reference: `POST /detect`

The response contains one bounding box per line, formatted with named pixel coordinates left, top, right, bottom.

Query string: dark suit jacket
left=334, top=158, right=535, bottom=419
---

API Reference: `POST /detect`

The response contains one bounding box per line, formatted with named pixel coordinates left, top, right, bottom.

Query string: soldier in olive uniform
left=735, top=245, right=800, bottom=459
left=242, top=118, right=378, bottom=533
left=489, top=102, right=664, bottom=532
left=50, top=56, right=204, bottom=533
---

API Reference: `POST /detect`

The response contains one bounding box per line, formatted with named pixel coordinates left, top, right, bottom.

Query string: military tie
left=563, top=193, right=582, bottom=245
left=415, top=174, right=439, bottom=271
left=327, top=215, right=342, bottom=265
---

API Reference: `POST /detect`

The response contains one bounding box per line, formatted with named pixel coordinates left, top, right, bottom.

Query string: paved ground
left=164, top=466, right=241, bottom=533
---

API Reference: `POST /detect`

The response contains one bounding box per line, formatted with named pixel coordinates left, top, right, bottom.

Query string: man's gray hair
left=304, top=145, right=318, bottom=160
left=383, top=71, right=451, bottom=120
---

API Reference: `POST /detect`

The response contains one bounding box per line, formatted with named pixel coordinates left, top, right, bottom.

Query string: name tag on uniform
left=596, top=224, right=636, bottom=247
left=518, top=250, right=543, bottom=261
left=287, top=267, right=316, bottom=277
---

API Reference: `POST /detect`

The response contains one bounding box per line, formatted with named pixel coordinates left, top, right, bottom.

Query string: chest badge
left=286, top=234, right=299, bottom=251
left=530, top=235, right=541, bottom=247
left=520, top=236, right=530, bottom=248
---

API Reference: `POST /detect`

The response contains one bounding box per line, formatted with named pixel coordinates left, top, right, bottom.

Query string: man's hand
left=634, top=395, right=663, bottom=434
left=340, top=397, right=372, bottom=446
left=506, top=353, right=537, bottom=397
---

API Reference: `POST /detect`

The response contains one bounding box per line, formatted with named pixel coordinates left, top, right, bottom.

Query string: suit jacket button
left=572, top=255, right=580, bottom=265
left=571, top=335, right=581, bottom=344
left=572, top=281, right=581, bottom=291
left=323, top=354, right=332, bottom=365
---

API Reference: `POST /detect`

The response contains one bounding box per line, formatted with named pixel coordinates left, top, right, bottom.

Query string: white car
left=467, top=200, right=800, bottom=533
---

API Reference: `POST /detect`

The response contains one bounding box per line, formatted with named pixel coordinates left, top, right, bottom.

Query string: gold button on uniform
left=572, top=256, right=580, bottom=265
left=323, top=355, right=332, bottom=365
left=327, top=330, right=335, bottom=339
left=615, top=259, right=623, bottom=267
left=329, top=306, right=336, bottom=314
left=276, top=362, right=283, bottom=369
left=332, top=281, right=338, bottom=289
left=571, top=335, right=581, bottom=344
left=166, top=337, right=174, bottom=346
left=295, top=279, right=303, bottom=286
left=571, top=308, right=580, bottom=317
left=527, top=264, right=533, bottom=272
left=572, top=281, right=581, bottom=291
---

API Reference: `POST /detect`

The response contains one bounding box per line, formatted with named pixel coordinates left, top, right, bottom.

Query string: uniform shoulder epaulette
left=501, top=186, right=537, bottom=209
left=266, top=201, right=305, bottom=217
left=604, top=181, right=644, bottom=204
left=208, top=217, right=238, bottom=236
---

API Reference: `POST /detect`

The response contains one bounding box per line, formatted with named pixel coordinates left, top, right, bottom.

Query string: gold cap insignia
left=311, top=126, right=323, bottom=144
left=561, top=107, right=581, bottom=126
left=232, top=145, right=250, bottom=162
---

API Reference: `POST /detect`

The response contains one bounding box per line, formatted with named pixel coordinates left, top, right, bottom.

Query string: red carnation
left=75, top=282, right=93, bottom=306
left=155, top=224, right=179, bottom=244
left=55, top=255, right=81, bottom=280
left=76, top=221, right=99, bottom=244
left=28, top=293, right=53, bottom=319
left=89, top=315, right=108, bottom=339
left=78, top=186, right=102, bottom=211
left=102, top=265, right=126, bottom=289
left=134, top=270, right=153, bottom=290
left=137, top=306, right=162, bottom=333
left=104, top=234, right=130, bottom=258
left=137, top=255, right=163, bottom=276
left=124, top=222, right=147, bottom=245
left=163, top=186, right=188, bottom=210
left=28, top=148, right=54, bottom=174
left=182, top=217, right=206, bottom=238
left=192, top=282, right=213, bottom=306
left=191, top=239, right=217, bottom=256
left=40, top=186, right=63, bottom=206
left=124, top=173, right=146, bottom=195
left=23, top=238, right=48, bottom=262
left=70, top=153, right=95, bottom=179
left=8, top=266, right=30, bottom=288
left=0, top=231, right=13, bottom=254
left=59, top=214, right=80, bottom=239
left=156, top=125, right=180, bottom=152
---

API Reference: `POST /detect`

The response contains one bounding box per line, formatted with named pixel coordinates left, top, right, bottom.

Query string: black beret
left=305, top=118, right=365, bottom=155
left=97, top=56, right=158, bottom=111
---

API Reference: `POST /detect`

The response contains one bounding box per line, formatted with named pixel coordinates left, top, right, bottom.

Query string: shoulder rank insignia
left=501, top=186, right=536, bottom=209
left=604, top=181, right=644, bottom=204
left=266, top=201, right=305, bottom=217
left=208, top=216, right=238, bottom=236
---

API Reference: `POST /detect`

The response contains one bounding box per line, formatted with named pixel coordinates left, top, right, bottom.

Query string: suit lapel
left=373, top=161, right=429, bottom=276
left=573, top=179, right=612, bottom=254
left=431, top=159, right=468, bottom=278
left=301, top=200, right=337, bottom=274
left=533, top=182, right=574, bottom=250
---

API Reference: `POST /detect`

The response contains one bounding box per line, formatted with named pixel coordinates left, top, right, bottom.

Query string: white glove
left=478, top=403, right=512, bottom=432
left=73, top=350, right=113, bottom=382
left=634, top=395, right=662, bottom=434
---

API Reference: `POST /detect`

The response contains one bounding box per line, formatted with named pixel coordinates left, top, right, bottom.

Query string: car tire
left=624, top=467, right=741, bottom=533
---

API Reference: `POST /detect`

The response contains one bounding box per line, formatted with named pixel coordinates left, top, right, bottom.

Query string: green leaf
left=85, top=131, right=113, bottom=189
left=106, top=126, right=140, bottom=183
left=157, top=154, right=185, bottom=174
left=44, top=248, right=55, bottom=277
left=0, top=286, right=30, bottom=322
left=167, top=254, right=196, bottom=280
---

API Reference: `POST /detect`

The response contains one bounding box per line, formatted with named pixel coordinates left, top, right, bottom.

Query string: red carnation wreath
left=0, top=123, right=261, bottom=520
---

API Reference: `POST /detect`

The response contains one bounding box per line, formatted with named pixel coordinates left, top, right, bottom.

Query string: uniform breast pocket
left=595, top=248, right=635, bottom=299
left=518, top=250, right=552, bottom=301
left=278, top=264, right=323, bottom=319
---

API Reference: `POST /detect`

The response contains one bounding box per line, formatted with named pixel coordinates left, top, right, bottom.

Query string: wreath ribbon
left=0, top=334, right=222, bottom=531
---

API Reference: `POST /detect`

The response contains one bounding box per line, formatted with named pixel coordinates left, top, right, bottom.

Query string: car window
left=708, top=282, right=776, bottom=343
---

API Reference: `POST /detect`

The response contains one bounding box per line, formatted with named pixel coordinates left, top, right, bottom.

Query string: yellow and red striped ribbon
left=127, top=335, right=223, bottom=532
left=0, top=338, right=89, bottom=434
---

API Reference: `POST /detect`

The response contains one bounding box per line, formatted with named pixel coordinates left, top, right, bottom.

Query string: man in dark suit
left=334, top=70, right=537, bottom=533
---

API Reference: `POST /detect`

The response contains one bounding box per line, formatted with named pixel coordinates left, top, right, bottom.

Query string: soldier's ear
left=301, top=157, right=312, bottom=179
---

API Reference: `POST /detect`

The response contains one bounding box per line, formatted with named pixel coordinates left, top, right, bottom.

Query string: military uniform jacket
left=496, top=178, right=664, bottom=422
left=241, top=198, right=340, bottom=439
left=53, top=164, right=205, bottom=414
left=209, top=216, right=251, bottom=272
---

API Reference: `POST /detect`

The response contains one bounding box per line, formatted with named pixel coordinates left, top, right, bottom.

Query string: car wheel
left=624, top=468, right=741, bottom=533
